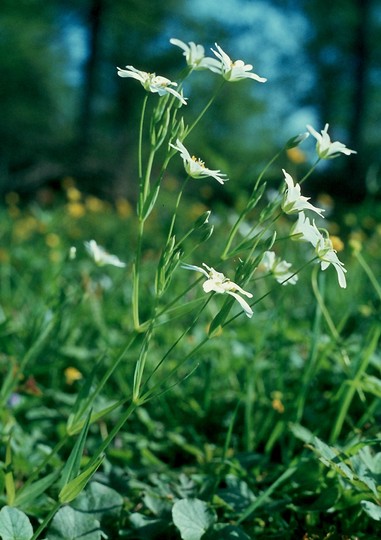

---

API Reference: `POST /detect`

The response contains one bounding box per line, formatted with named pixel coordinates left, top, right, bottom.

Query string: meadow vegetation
left=0, top=38, right=381, bottom=540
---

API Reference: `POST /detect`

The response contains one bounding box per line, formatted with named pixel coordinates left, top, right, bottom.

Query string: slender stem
left=355, top=250, right=381, bottom=300
left=138, top=95, right=149, bottom=180
left=329, top=326, right=381, bottom=443
left=253, top=150, right=283, bottom=193
left=222, top=151, right=282, bottom=259
left=185, top=80, right=225, bottom=138
left=87, top=401, right=138, bottom=466
left=132, top=220, right=145, bottom=330
left=19, top=438, right=67, bottom=492
left=299, top=157, right=320, bottom=185
left=141, top=297, right=212, bottom=398
left=167, top=177, right=189, bottom=242
left=294, top=266, right=323, bottom=423
left=71, top=334, right=139, bottom=427
left=143, top=148, right=155, bottom=202
left=30, top=501, right=61, bottom=540
left=133, top=325, right=154, bottom=401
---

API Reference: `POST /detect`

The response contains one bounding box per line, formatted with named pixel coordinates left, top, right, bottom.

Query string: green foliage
left=1, top=28, right=381, bottom=540
left=172, top=498, right=217, bottom=540
left=0, top=506, right=33, bottom=540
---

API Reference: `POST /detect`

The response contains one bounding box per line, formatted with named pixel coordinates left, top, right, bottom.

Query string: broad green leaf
left=172, top=498, right=216, bottom=540
left=48, top=506, right=101, bottom=540
left=361, top=500, right=381, bottom=521
left=0, top=506, right=33, bottom=540
left=73, top=481, right=123, bottom=520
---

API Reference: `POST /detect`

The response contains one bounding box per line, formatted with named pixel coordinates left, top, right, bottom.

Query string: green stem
left=355, top=250, right=381, bottom=300
left=329, top=326, right=381, bottom=444
left=294, top=266, right=323, bottom=423
left=132, top=325, right=154, bottom=401
left=140, top=297, right=212, bottom=400
left=185, top=80, right=225, bottom=138
left=143, top=148, right=155, bottom=202
left=138, top=95, right=149, bottom=180
left=133, top=220, right=144, bottom=330
left=87, top=400, right=138, bottom=466
left=30, top=500, right=61, bottom=540
left=299, top=157, right=320, bottom=185
left=167, top=177, right=189, bottom=242
left=19, top=438, right=67, bottom=493
left=222, top=150, right=282, bottom=259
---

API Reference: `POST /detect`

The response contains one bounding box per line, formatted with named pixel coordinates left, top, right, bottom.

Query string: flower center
left=192, top=156, right=205, bottom=168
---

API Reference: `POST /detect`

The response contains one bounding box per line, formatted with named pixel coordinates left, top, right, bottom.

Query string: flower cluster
left=115, top=36, right=356, bottom=323
left=118, top=39, right=267, bottom=105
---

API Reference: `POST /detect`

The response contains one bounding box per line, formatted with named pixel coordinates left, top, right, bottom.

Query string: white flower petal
left=307, top=123, right=356, bottom=159
left=226, top=291, right=253, bottom=318
left=84, top=240, right=126, bottom=268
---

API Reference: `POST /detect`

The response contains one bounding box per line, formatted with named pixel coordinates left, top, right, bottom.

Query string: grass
left=0, top=185, right=380, bottom=539
left=1, top=40, right=381, bottom=539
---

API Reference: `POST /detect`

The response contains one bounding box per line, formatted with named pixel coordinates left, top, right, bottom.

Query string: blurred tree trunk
left=78, top=0, right=104, bottom=153
left=302, top=0, right=374, bottom=199
left=347, top=0, right=370, bottom=159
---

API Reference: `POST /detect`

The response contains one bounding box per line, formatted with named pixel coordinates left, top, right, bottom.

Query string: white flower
left=315, top=236, right=347, bottom=288
left=291, top=212, right=322, bottom=245
left=170, top=38, right=222, bottom=71
left=84, top=240, right=126, bottom=268
left=170, top=139, right=228, bottom=184
left=306, top=123, right=356, bottom=159
left=282, top=169, right=324, bottom=217
left=182, top=263, right=253, bottom=318
left=117, top=65, right=187, bottom=105
left=261, top=251, right=298, bottom=285
left=291, top=213, right=347, bottom=288
left=209, top=43, right=267, bottom=83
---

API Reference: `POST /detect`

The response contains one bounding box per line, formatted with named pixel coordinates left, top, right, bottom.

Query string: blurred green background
left=0, top=0, right=379, bottom=203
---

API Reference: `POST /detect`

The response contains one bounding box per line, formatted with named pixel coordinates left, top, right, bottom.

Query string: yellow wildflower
left=45, top=233, right=60, bottom=248
left=330, top=235, right=344, bottom=252
left=67, top=202, right=86, bottom=218
left=85, top=195, right=105, bottom=213
left=66, top=187, right=82, bottom=202
left=116, top=198, right=133, bottom=219
left=65, top=367, right=83, bottom=385
left=286, top=147, right=306, bottom=164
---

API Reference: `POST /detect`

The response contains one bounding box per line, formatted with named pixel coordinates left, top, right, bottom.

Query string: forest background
left=1, top=0, right=379, bottom=206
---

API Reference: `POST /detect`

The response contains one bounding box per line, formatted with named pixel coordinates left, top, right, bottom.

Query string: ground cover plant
left=0, top=38, right=381, bottom=539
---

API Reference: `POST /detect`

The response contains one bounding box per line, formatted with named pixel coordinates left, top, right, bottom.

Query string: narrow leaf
left=59, top=456, right=104, bottom=504
left=60, top=410, right=91, bottom=489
